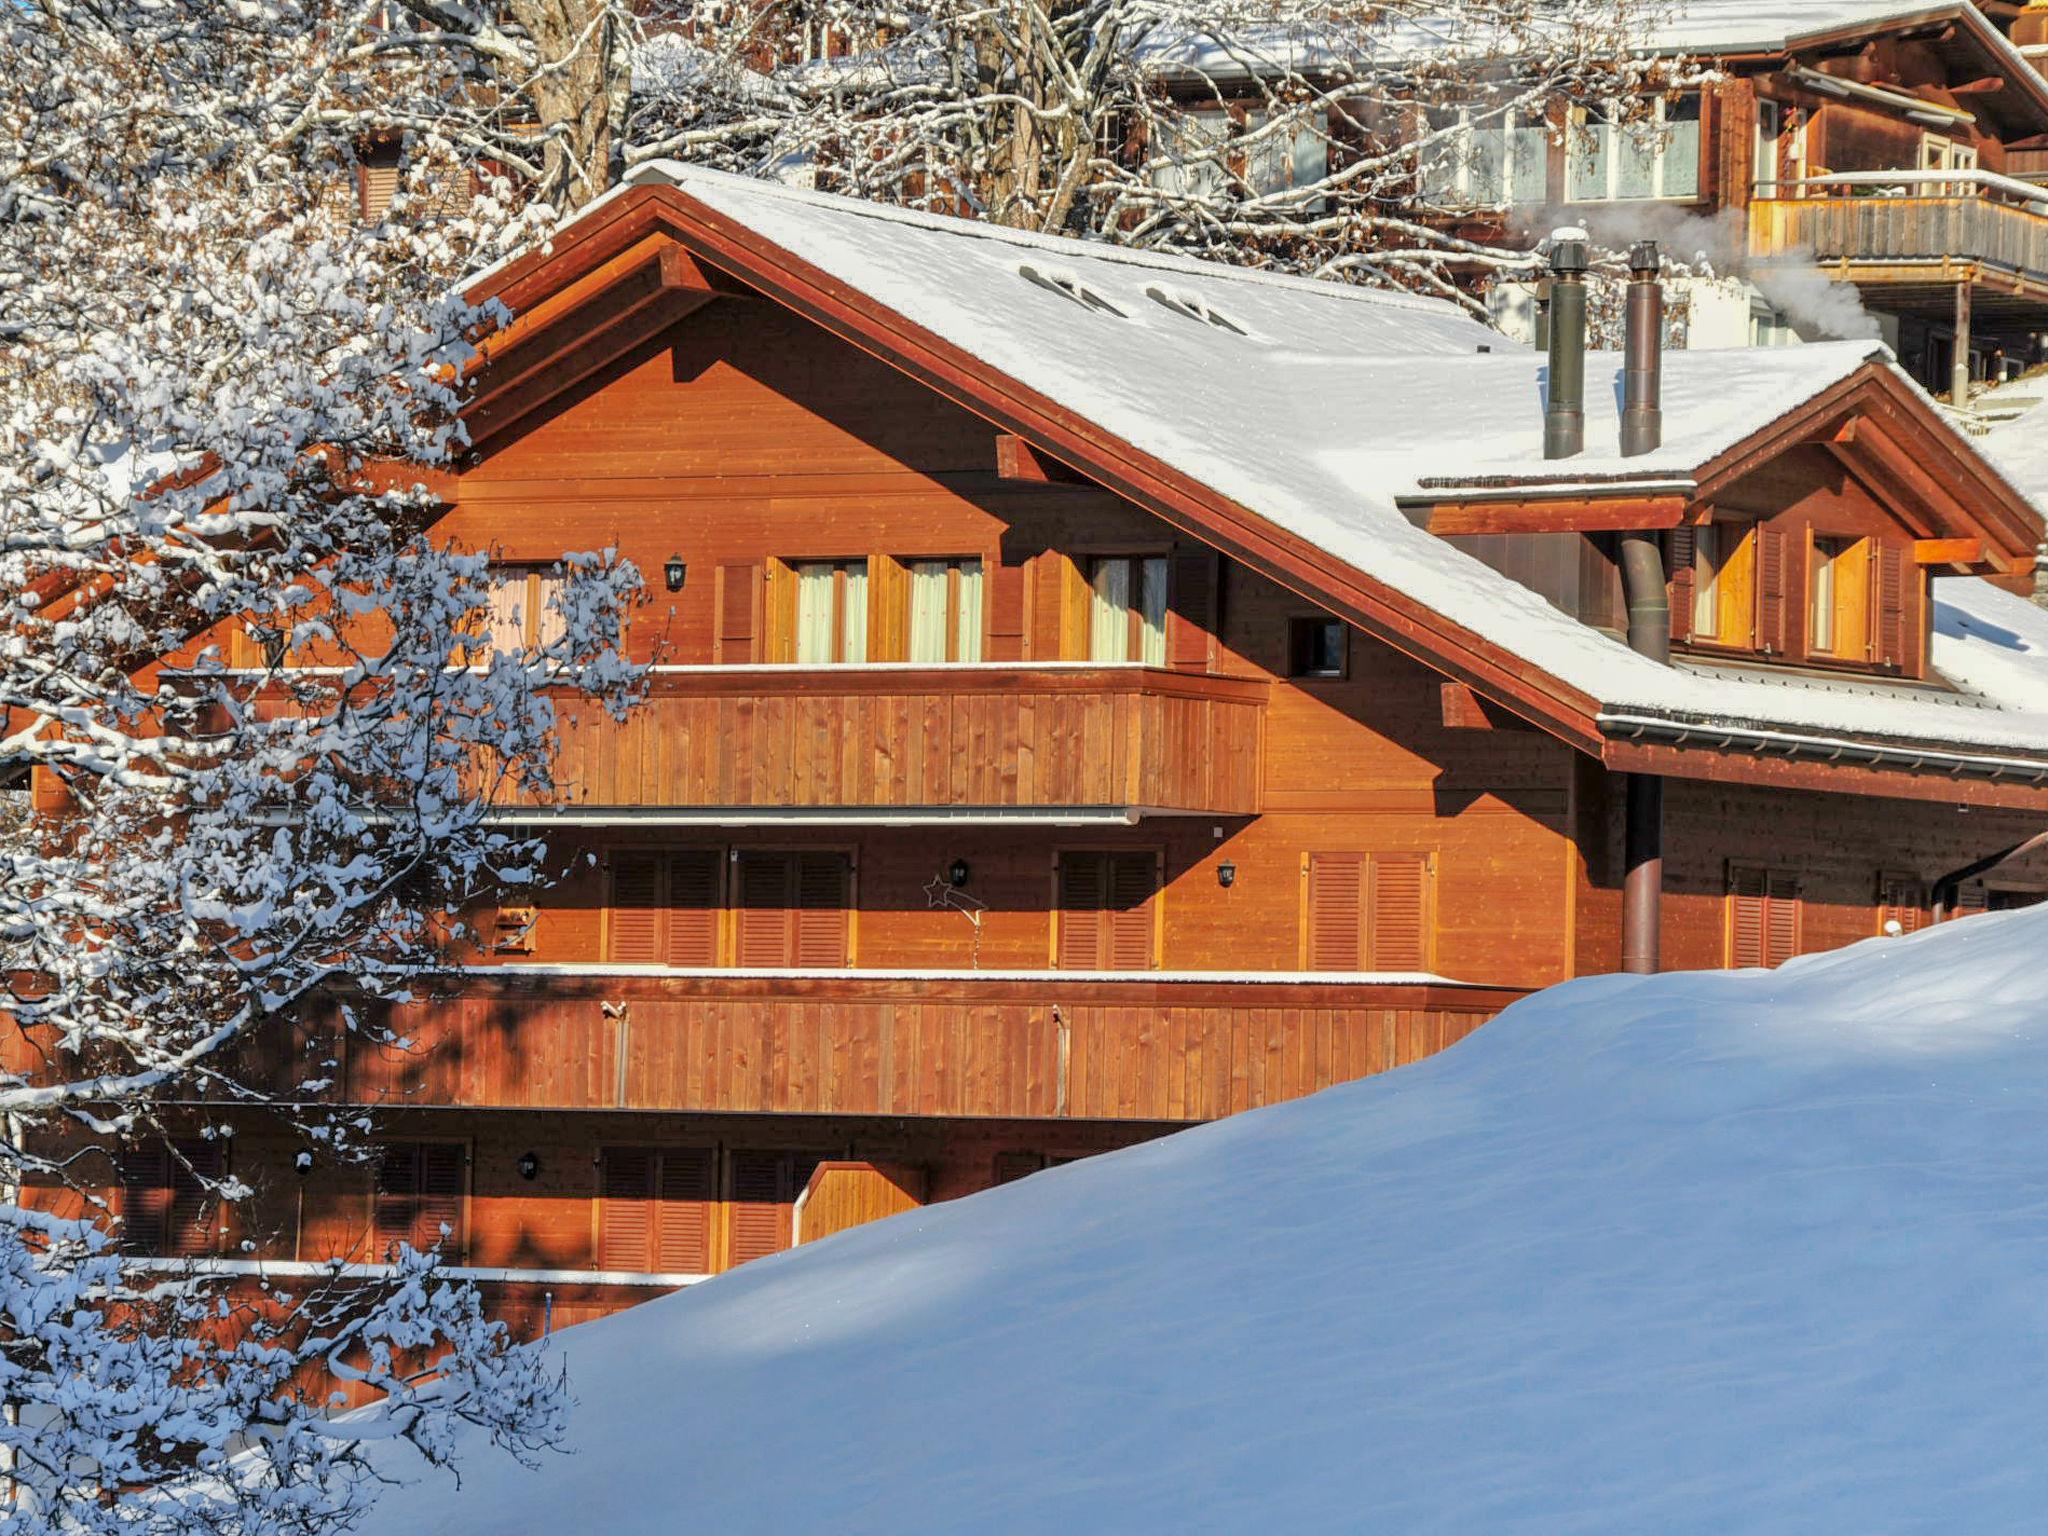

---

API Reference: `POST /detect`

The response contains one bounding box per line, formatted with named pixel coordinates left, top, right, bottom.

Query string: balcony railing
left=246, top=968, right=1527, bottom=1124
left=1750, top=171, right=2048, bottom=286
left=510, top=664, right=1268, bottom=821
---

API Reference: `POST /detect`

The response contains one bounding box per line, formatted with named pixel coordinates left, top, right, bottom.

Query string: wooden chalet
left=51, top=165, right=2048, bottom=1342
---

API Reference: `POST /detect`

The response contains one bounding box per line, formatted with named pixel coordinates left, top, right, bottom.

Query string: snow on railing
left=1777, top=169, right=2048, bottom=212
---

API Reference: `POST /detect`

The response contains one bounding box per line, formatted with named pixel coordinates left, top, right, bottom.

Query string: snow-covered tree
left=1, top=4, right=641, bottom=1527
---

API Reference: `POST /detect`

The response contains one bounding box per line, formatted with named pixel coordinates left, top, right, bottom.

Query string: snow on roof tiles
left=621, top=162, right=2048, bottom=759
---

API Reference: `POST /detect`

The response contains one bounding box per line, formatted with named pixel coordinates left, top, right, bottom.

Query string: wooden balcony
left=513, top=664, right=1267, bottom=821
left=1750, top=180, right=2048, bottom=303
left=254, top=969, right=1526, bottom=1124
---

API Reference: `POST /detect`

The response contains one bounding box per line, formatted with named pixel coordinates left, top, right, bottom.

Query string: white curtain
left=909, top=561, right=949, bottom=662
left=956, top=559, right=983, bottom=662
left=842, top=560, right=868, bottom=663
left=796, top=562, right=835, bottom=662
left=1090, top=558, right=1131, bottom=662
left=1138, top=557, right=1168, bottom=666
left=486, top=571, right=527, bottom=653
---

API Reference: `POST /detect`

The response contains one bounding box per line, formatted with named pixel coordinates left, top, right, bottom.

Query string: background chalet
left=47, top=165, right=2048, bottom=1341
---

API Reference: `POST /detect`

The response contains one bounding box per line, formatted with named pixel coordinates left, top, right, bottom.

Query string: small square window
left=1288, top=617, right=1347, bottom=678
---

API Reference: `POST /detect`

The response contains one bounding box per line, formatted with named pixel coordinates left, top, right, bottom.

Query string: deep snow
left=359, top=906, right=2048, bottom=1533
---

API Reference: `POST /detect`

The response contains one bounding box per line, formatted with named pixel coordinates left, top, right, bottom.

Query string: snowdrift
left=362, top=908, right=2048, bottom=1533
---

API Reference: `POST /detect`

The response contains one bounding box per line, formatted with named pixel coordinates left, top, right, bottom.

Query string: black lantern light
left=517, top=1152, right=541, bottom=1181
left=664, top=554, right=687, bottom=592
left=948, top=859, right=971, bottom=888
left=1217, top=861, right=1237, bottom=889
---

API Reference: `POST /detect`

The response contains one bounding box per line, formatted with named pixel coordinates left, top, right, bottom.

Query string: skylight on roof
left=1144, top=284, right=1247, bottom=335
left=1019, top=264, right=1126, bottom=317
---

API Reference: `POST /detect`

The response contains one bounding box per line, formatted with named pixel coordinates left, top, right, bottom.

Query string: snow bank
left=357, top=905, right=2048, bottom=1534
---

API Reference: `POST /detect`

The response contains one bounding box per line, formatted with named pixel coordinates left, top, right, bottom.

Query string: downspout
left=1543, top=230, right=1587, bottom=460
left=1617, top=241, right=1668, bottom=976
left=1931, top=829, right=2048, bottom=919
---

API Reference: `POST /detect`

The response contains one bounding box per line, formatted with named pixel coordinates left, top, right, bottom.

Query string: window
left=729, top=1150, right=817, bottom=1266
left=1809, top=535, right=1869, bottom=659
left=606, top=850, right=723, bottom=966
left=907, top=558, right=983, bottom=663
left=598, top=1147, right=715, bottom=1275
left=1305, top=853, right=1432, bottom=972
left=1728, top=866, right=1801, bottom=968
left=482, top=565, right=566, bottom=653
left=491, top=902, right=537, bottom=955
left=794, top=559, right=868, bottom=664
left=1671, top=521, right=1757, bottom=649
left=1567, top=95, right=1701, bottom=202
left=1421, top=107, right=1549, bottom=208
left=1056, top=850, right=1159, bottom=970
left=373, top=1141, right=466, bottom=1260
left=1288, top=616, right=1347, bottom=678
left=1753, top=98, right=1783, bottom=198
left=117, top=1139, right=225, bottom=1258
left=993, top=1151, right=1082, bottom=1184
left=1089, top=556, right=1167, bottom=664
left=733, top=850, right=852, bottom=968
left=1878, top=873, right=1930, bottom=936
left=1150, top=105, right=1327, bottom=203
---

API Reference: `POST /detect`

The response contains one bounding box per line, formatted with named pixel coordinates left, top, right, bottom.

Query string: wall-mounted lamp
left=517, top=1152, right=541, bottom=1181
left=664, top=554, right=688, bottom=593
left=948, top=859, right=971, bottom=888
left=1216, top=861, right=1237, bottom=889
left=294, top=1150, right=314, bottom=1177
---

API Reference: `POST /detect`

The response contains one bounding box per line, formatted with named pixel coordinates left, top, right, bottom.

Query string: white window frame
left=1422, top=107, right=1549, bottom=209
left=1567, top=94, right=1702, bottom=204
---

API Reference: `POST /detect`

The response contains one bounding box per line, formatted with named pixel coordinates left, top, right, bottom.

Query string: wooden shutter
left=1368, top=855, right=1430, bottom=972
left=607, top=853, right=665, bottom=964
left=1755, top=525, right=1788, bottom=654
left=656, top=1148, right=716, bottom=1273
left=987, top=559, right=1028, bottom=662
left=359, top=161, right=401, bottom=220
left=597, top=1148, right=656, bottom=1272
left=1879, top=874, right=1929, bottom=936
left=165, top=1141, right=225, bottom=1258
left=1104, top=853, right=1158, bottom=971
left=665, top=850, right=722, bottom=967
left=716, top=562, right=759, bottom=664
left=1729, top=865, right=1768, bottom=968
left=735, top=852, right=796, bottom=967
left=728, top=1151, right=792, bottom=1266
left=117, top=1145, right=172, bottom=1255
left=1666, top=525, right=1696, bottom=646
left=792, top=853, right=850, bottom=968
left=373, top=1144, right=420, bottom=1257
left=1306, top=854, right=1364, bottom=971
left=1056, top=853, right=1107, bottom=970
left=1168, top=550, right=1217, bottom=672
left=1874, top=542, right=1910, bottom=669
left=1764, top=871, right=1802, bottom=966
left=993, top=1151, right=1045, bottom=1185
left=375, top=1142, right=464, bottom=1258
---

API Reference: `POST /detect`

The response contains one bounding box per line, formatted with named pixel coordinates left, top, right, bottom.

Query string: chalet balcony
left=509, top=664, right=1268, bottom=823
left=1749, top=172, right=2048, bottom=303
left=251, top=969, right=1526, bottom=1124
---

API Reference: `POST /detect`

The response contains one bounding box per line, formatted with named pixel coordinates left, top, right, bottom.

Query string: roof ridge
left=626, top=160, right=1463, bottom=316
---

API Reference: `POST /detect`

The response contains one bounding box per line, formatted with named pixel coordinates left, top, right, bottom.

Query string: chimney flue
left=1543, top=228, right=1588, bottom=459
left=1621, top=240, right=1664, bottom=458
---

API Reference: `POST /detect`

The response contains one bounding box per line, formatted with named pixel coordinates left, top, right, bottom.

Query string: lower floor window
left=1056, top=850, right=1160, bottom=970
left=1729, top=866, right=1802, bottom=967
left=1305, top=852, right=1432, bottom=972
left=117, top=1138, right=226, bottom=1258
left=374, top=1141, right=467, bottom=1260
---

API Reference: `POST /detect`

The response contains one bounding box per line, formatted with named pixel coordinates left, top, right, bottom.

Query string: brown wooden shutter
left=607, top=853, right=665, bottom=964
left=656, top=1148, right=716, bottom=1273
left=1764, top=871, right=1802, bottom=966
left=373, top=1144, right=420, bottom=1258
left=993, top=1151, right=1045, bottom=1184
left=735, top=852, right=796, bottom=967
left=792, top=853, right=850, bottom=968
left=1306, top=854, right=1363, bottom=971
left=359, top=161, right=401, bottom=221
left=165, top=1141, right=225, bottom=1258
left=1729, top=866, right=1768, bottom=968
left=1666, top=525, right=1696, bottom=646
left=1055, top=853, right=1107, bottom=970
left=597, top=1148, right=656, bottom=1272
left=716, top=562, right=759, bottom=664
left=987, top=559, right=1028, bottom=662
left=1104, top=853, right=1158, bottom=971
left=117, top=1145, right=172, bottom=1255
left=1368, top=855, right=1430, bottom=972
left=728, top=1151, right=792, bottom=1266
left=665, top=850, right=722, bottom=967
left=1168, top=551, right=1217, bottom=672
left=1874, top=542, right=1910, bottom=669
left=1755, top=525, right=1788, bottom=653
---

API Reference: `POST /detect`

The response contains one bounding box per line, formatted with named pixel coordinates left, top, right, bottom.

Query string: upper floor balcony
left=1749, top=171, right=2048, bottom=299
left=504, top=663, right=1268, bottom=824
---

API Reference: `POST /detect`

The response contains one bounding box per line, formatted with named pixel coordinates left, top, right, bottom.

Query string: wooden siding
left=1750, top=196, right=2048, bottom=287
left=520, top=665, right=1266, bottom=815
left=255, top=974, right=1521, bottom=1124
left=795, top=1160, right=927, bottom=1244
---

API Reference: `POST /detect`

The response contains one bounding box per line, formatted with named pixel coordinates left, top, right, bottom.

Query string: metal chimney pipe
left=1620, top=240, right=1663, bottom=458
left=1544, top=229, right=1588, bottom=459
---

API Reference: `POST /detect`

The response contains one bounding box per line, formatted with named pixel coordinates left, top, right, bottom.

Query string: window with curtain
left=794, top=559, right=868, bottom=664
left=907, top=557, right=983, bottom=663
left=1089, top=556, right=1167, bottom=664
left=483, top=565, right=566, bottom=654
left=1421, top=108, right=1548, bottom=208
left=1567, top=95, right=1700, bottom=202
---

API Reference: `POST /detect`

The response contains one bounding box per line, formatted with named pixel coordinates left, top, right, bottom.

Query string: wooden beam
left=1948, top=76, right=2007, bottom=96
left=1423, top=495, right=1688, bottom=536
left=1914, top=537, right=1986, bottom=566
left=1604, top=737, right=2048, bottom=812
left=1440, top=681, right=1536, bottom=730
left=994, top=433, right=1090, bottom=484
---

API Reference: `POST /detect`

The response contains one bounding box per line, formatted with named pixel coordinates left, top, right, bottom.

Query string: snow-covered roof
left=605, top=163, right=2048, bottom=763
left=1638, top=0, right=2002, bottom=56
